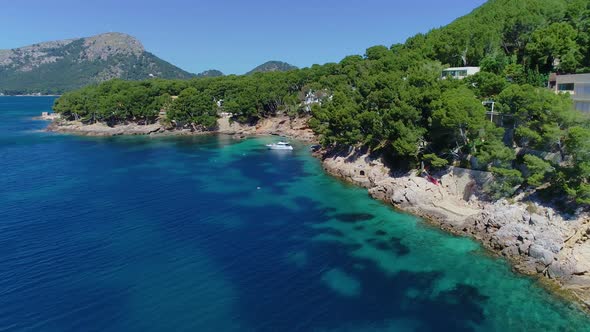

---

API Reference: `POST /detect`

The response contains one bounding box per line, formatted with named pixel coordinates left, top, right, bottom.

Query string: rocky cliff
left=45, top=114, right=316, bottom=142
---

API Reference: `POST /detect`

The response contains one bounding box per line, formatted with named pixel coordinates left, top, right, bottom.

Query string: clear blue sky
left=0, top=0, right=487, bottom=75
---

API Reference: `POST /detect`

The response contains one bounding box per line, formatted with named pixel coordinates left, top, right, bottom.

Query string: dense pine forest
left=52, top=0, right=590, bottom=206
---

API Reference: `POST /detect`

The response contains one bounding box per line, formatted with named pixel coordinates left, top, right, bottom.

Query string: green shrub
left=523, top=154, right=554, bottom=187
left=422, top=153, right=448, bottom=169
left=484, top=167, right=524, bottom=199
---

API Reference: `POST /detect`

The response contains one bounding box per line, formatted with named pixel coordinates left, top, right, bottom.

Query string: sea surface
left=1, top=96, right=590, bottom=332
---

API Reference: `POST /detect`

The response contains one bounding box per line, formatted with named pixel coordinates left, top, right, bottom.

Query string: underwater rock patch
left=332, top=213, right=375, bottom=223
left=366, top=237, right=410, bottom=256
left=321, top=268, right=362, bottom=297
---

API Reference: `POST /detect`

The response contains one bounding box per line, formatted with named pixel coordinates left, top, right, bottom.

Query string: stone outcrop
left=46, top=120, right=164, bottom=136
left=216, top=115, right=316, bottom=142
left=34, top=112, right=61, bottom=121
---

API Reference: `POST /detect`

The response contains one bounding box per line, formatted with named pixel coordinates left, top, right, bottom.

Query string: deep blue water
left=1, top=96, right=590, bottom=331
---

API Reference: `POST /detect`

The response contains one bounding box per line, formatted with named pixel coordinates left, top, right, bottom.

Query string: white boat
left=266, top=141, right=293, bottom=150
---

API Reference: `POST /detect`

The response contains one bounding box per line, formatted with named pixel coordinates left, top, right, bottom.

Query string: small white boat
left=266, top=141, right=294, bottom=150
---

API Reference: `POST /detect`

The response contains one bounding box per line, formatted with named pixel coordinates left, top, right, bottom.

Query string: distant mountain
left=196, top=69, right=224, bottom=78
left=246, top=61, right=298, bottom=75
left=0, top=32, right=194, bottom=95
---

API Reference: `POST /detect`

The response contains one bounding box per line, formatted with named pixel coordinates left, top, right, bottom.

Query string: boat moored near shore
left=266, top=141, right=293, bottom=150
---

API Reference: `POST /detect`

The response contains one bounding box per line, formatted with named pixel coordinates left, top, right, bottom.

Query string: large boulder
left=548, top=256, right=579, bottom=279
left=529, top=244, right=556, bottom=266
left=466, top=205, right=529, bottom=235
left=492, top=223, right=535, bottom=251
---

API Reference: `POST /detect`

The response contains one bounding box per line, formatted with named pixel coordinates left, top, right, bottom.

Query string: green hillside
left=196, top=70, right=224, bottom=78
left=246, top=61, right=298, bottom=75
left=398, top=0, right=589, bottom=74
left=0, top=33, right=194, bottom=95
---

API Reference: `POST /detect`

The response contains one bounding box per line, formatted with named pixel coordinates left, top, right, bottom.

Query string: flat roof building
left=549, top=73, right=590, bottom=113
left=441, top=67, right=480, bottom=80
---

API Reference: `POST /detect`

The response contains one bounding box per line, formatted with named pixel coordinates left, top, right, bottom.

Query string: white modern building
left=548, top=73, right=590, bottom=113
left=441, top=66, right=480, bottom=80
left=302, top=90, right=331, bottom=112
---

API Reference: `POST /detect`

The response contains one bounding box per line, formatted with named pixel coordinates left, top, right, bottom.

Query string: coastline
left=45, top=116, right=590, bottom=310
left=44, top=115, right=317, bottom=142
left=318, top=148, right=590, bottom=309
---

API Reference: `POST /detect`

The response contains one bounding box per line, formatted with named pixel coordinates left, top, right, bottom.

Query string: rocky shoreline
left=45, top=115, right=317, bottom=142
left=46, top=116, right=590, bottom=309
left=318, top=147, right=590, bottom=309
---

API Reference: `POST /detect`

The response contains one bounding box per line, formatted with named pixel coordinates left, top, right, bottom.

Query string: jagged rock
left=548, top=257, right=579, bottom=279
left=403, top=189, right=420, bottom=206
left=518, top=241, right=533, bottom=255
left=492, top=223, right=534, bottom=250
left=535, top=232, right=564, bottom=254
left=502, top=246, right=520, bottom=257
left=530, top=213, right=548, bottom=226
left=391, top=190, right=407, bottom=205
left=517, top=260, right=543, bottom=274
left=529, top=244, right=556, bottom=266
left=368, top=185, right=390, bottom=202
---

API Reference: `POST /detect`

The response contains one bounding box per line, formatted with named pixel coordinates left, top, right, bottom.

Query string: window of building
left=442, top=70, right=468, bottom=78
left=575, top=101, right=590, bottom=113
left=575, top=83, right=590, bottom=96
left=558, top=83, right=575, bottom=91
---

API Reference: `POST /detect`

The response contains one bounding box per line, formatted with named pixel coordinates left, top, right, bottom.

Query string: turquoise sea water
left=1, top=96, right=590, bottom=331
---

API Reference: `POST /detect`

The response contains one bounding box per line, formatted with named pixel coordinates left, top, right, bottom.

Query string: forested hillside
left=53, top=0, right=590, bottom=207
left=0, top=33, right=193, bottom=94
left=400, top=0, right=589, bottom=74
left=196, top=70, right=224, bottom=78
left=246, top=61, right=298, bottom=75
